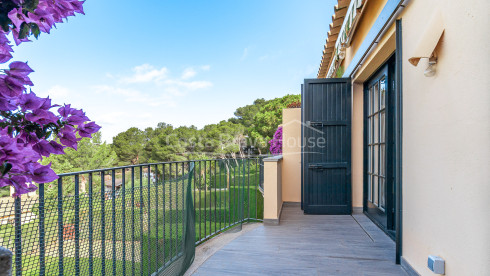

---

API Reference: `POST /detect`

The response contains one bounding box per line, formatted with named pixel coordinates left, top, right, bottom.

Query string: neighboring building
left=265, top=0, right=489, bottom=275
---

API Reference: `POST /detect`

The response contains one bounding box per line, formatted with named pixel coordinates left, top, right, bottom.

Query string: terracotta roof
left=318, top=0, right=368, bottom=78
left=317, top=0, right=351, bottom=78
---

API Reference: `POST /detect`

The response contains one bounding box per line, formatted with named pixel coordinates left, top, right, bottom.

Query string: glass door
left=364, top=58, right=395, bottom=235
left=367, top=72, right=387, bottom=212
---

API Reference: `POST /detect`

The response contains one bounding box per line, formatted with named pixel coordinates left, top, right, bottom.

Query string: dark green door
left=302, top=78, right=352, bottom=214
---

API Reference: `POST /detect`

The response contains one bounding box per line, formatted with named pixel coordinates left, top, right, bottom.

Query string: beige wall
left=343, top=0, right=490, bottom=274
left=399, top=1, right=490, bottom=275
left=347, top=0, right=490, bottom=274
left=281, top=108, right=302, bottom=202
left=263, top=156, right=283, bottom=222
left=351, top=83, right=364, bottom=208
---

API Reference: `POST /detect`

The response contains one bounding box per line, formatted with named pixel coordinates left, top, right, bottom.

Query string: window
left=367, top=75, right=386, bottom=211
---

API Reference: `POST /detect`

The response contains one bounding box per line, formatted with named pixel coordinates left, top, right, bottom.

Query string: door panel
left=364, top=56, right=397, bottom=234
left=302, top=78, right=351, bottom=215
left=365, top=65, right=388, bottom=228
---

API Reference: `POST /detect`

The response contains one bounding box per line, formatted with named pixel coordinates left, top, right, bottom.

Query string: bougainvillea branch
left=268, top=126, right=282, bottom=155
left=0, top=0, right=100, bottom=197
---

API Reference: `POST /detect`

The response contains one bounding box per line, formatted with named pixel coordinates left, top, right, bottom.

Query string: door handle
left=309, top=121, right=323, bottom=127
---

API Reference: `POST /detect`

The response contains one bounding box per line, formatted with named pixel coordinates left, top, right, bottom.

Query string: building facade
left=265, top=0, right=489, bottom=275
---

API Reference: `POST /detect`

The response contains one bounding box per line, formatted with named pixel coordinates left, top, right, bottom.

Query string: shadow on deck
left=191, top=205, right=408, bottom=275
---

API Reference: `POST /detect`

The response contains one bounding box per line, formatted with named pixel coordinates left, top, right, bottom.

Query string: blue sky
left=11, top=0, right=336, bottom=142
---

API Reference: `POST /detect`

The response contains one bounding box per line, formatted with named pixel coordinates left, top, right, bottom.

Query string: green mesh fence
left=0, top=157, right=264, bottom=276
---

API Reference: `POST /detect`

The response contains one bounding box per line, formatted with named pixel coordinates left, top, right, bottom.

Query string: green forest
left=0, top=94, right=299, bottom=197
left=110, top=94, right=300, bottom=166
left=56, top=94, right=299, bottom=171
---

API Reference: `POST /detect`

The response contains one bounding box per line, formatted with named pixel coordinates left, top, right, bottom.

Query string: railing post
left=38, top=183, right=45, bottom=276
left=146, top=165, right=151, bottom=274
left=131, top=167, right=135, bottom=276
left=14, top=196, right=21, bottom=276
left=88, top=173, right=94, bottom=276
left=0, top=246, right=12, bottom=276
left=74, top=175, right=80, bottom=276
left=111, top=169, right=116, bottom=276
left=57, top=177, right=64, bottom=275
left=100, top=172, right=105, bottom=276
left=121, top=169, right=126, bottom=275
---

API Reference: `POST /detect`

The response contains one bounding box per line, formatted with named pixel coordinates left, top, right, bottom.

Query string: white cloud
left=241, top=48, right=249, bottom=61
left=47, top=85, right=70, bottom=98
left=120, top=64, right=168, bottom=84
left=200, top=65, right=211, bottom=71
left=259, top=55, right=269, bottom=61
left=95, top=64, right=212, bottom=109
left=93, top=85, right=177, bottom=107
left=181, top=68, right=197, bottom=80
left=41, top=85, right=73, bottom=104
left=161, top=79, right=213, bottom=91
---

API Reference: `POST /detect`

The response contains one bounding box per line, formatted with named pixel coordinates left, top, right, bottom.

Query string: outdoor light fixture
left=424, top=57, right=437, bottom=77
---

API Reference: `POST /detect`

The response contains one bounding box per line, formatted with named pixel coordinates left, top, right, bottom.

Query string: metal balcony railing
left=0, top=157, right=264, bottom=275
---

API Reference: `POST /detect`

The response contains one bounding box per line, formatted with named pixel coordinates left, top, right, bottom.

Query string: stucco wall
left=263, top=156, right=283, bottom=222
left=399, top=1, right=490, bottom=275
left=342, top=0, right=490, bottom=274
left=281, top=108, right=302, bottom=202
left=351, top=83, right=364, bottom=209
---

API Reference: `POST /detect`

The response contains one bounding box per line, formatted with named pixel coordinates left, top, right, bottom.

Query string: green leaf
left=30, top=23, right=40, bottom=39
left=18, top=22, right=30, bottom=39
left=45, top=131, right=52, bottom=139
left=24, top=0, right=40, bottom=12
left=0, top=14, right=11, bottom=32
left=1, top=162, right=13, bottom=177
left=36, top=128, right=45, bottom=139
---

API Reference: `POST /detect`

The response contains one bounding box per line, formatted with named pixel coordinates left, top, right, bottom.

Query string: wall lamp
left=408, top=12, right=444, bottom=77
left=423, top=57, right=437, bottom=77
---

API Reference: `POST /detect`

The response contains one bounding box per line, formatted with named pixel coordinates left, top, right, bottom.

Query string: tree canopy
left=109, top=94, right=299, bottom=162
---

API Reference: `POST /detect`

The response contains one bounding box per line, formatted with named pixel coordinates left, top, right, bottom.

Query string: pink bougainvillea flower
left=67, top=113, right=90, bottom=125
left=25, top=108, right=59, bottom=125
left=39, top=97, right=52, bottom=110
left=0, top=0, right=89, bottom=196
left=8, top=61, right=34, bottom=77
left=10, top=29, right=31, bottom=46
left=8, top=8, right=31, bottom=31
left=9, top=175, right=38, bottom=197
left=20, top=92, right=44, bottom=110
left=49, top=140, right=65, bottom=154
left=58, top=104, right=73, bottom=118
left=32, top=140, right=55, bottom=157
left=0, top=75, right=24, bottom=98
left=0, top=96, right=16, bottom=111
left=269, top=126, right=283, bottom=155
left=78, top=121, right=101, bottom=137
left=28, top=163, right=58, bottom=183
left=27, top=10, right=54, bottom=33
left=59, top=131, right=78, bottom=149
left=0, top=34, right=13, bottom=63
left=70, top=0, right=85, bottom=15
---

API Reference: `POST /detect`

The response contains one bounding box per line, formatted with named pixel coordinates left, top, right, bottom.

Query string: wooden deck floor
left=192, top=205, right=408, bottom=275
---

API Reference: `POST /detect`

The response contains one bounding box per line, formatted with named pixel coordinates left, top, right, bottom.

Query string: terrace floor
left=190, top=205, right=409, bottom=275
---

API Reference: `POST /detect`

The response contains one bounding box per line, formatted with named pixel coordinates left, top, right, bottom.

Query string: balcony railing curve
left=0, top=157, right=264, bottom=275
